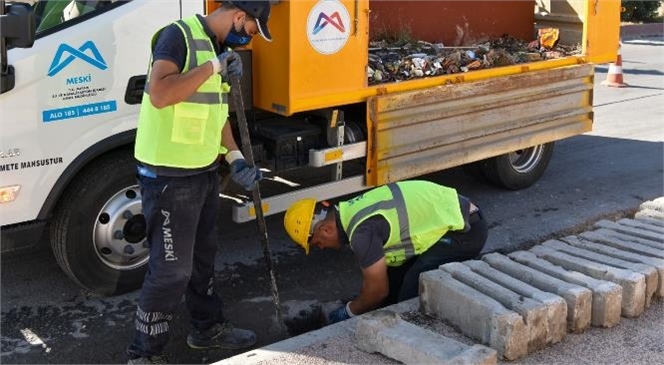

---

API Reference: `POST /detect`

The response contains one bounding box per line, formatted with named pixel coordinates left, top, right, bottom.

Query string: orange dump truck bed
left=204, top=0, right=621, bottom=223
left=248, top=0, right=619, bottom=118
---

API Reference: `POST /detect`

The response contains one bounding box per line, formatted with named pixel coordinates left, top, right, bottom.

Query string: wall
left=369, top=1, right=536, bottom=45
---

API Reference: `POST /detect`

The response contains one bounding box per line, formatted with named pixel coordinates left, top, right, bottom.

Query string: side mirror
left=1, top=2, right=36, bottom=49
left=1, top=2, right=36, bottom=94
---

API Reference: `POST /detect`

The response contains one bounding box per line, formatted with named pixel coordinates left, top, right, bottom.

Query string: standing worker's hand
left=210, top=51, right=243, bottom=79
left=226, top=151, right=262, bottom=191
left=328, top=302, right=355, bottom=324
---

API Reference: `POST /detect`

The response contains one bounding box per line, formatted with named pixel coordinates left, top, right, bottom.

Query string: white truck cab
left=1, top=0, right=201, bottom=295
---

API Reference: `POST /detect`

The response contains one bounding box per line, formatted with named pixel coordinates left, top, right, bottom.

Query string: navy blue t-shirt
left=347, top=216, right=391, bottom=269
left=151, top=15, right=222, bottom=71
left=152, top=24, right=188, bottom=71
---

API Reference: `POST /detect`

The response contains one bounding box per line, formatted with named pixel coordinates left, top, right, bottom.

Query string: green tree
left=621, top=1, right=662, bottom=23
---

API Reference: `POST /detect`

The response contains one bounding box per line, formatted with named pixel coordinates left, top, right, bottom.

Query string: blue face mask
left=225, top=18, right=253, bottom=48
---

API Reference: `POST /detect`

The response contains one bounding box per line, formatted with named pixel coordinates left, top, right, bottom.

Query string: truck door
left=1, top=0, right=135, bottom=225
left=0, top=0, right=182, bottom=295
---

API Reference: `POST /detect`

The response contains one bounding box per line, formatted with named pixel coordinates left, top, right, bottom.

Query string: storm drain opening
left=279, top=299, right=356, bottom=336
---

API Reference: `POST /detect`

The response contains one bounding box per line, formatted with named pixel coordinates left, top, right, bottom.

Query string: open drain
left=281, top=300, right=348, bottom=336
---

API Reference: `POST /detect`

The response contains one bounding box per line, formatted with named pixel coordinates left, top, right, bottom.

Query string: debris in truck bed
left=367, top=32, right=580, bottom=85
left=538, top=28, right=561, bottom=49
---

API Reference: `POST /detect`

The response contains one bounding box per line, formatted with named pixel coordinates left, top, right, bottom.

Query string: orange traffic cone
left=602, top=42, right=627, bottom=88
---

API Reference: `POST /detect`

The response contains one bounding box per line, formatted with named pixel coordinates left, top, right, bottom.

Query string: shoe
left=187, top=323, right=257, bottom=350
left=127, top=355, right=169, bottom=364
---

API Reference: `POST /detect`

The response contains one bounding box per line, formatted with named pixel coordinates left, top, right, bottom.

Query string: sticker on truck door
left=48, top=41, right=108, bottom=76
left=42, top=40, right=116, bottom=123
left=307, top=0, right=350, bottom=55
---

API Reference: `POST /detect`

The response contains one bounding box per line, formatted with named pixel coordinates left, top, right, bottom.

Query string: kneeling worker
left=284, top=180, right=488, bottom=324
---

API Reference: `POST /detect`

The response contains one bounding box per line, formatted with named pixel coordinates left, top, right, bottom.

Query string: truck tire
left=478, top=142, right=555, bottom=190
left=343, top=121, right=365, bottom=144
left=50, top=149, right=149, bottom=296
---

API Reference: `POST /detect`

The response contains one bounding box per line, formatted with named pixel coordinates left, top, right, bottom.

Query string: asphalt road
left=1, top=37, right=662, bottom=364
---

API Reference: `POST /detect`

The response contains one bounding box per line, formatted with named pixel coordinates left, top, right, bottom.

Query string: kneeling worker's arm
left=348, top=258, right=389, bottom=315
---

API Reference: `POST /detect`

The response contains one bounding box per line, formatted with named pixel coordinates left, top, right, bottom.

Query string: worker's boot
left=187, top=323, right=257, bottom=350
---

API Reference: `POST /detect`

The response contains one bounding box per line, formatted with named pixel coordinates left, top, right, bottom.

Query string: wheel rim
left=93, top=185, right=149, bottom=271
left=508, top=145, right=545, bottom=174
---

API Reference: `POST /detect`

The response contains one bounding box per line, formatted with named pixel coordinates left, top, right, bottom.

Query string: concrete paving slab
left=420, top=269, right=528, bottom=360
left=635, top=209, right=664, bottom=222
left=355, top=310, right=497, bottom=365
left=529, top=245, right=646, bottom=318
left=512, top=300, right=664, bottom=365
left=215, top=299, right=422, bottom=365
left=542, top=240, right=658, bottom=308
left=463, top=260, right=567, bottom=344
left=482, top=253, right=592, bottom=333
left=581, top=229, right=664, bottom=258
left=213, top=299, right=664, bottom=365
left=508, top=250, right=622, bottom=328
left=441, top=262, right=548, bottom=353
left=618, top=218, right=664, bottom=234
left=563, top=235, right=664, bottom=297
left=596, top=220, right=664, bottom=244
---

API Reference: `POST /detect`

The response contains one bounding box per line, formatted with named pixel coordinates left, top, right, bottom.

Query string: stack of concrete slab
left=355, top=310, right=498, bottom=364
left=420, top=198, right=663, bottom=361
left=217, top=198, right=663, bottom=365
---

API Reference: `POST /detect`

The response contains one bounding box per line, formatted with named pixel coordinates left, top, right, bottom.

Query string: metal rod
left=229, top=75, right=288, bottom=336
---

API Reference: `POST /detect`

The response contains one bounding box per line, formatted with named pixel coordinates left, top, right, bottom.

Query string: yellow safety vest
left=339, top=181, right=466, bottom=267
left=135, top=15, right=230, bottom=169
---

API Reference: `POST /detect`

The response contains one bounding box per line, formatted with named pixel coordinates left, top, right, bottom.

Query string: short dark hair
left=218, top=1, right=239, bottom=11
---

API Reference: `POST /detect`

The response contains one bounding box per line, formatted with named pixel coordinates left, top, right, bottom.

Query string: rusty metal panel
left=366, top=64, right=594, bottom=186
left=369, top=1, right=535, bottom=46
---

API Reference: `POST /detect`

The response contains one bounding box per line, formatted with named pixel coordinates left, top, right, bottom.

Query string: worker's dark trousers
left=127, top=170, right=224, bottom=358
left=385, top=210, right=488, bottom=305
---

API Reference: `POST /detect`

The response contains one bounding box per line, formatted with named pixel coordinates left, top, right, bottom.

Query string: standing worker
left=284, top=180, right=488, bottom=324
left=127, top=1, right=273, bottom=364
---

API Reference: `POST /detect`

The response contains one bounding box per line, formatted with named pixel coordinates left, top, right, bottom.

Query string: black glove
left=328, top=303, right=354, bottom=324
left=213, top=51, right=243, bottom=79
left=229, top=158, right=262, bottom=191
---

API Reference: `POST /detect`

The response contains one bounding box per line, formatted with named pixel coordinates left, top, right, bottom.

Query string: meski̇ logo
left=307, top=0, right=350, bottom=55
left=312, top=11, right=345, bottom=35
left=48, top=41, right=108, bottom=77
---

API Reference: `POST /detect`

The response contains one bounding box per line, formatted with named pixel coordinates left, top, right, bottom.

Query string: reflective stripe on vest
left=134, top=15, right=230, bottom=169
left=346, top=184, right=415, bottom=259
left=340, top=181, right=466, bottom=267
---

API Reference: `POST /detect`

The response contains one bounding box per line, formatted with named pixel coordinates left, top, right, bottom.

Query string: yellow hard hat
left=283, top=198, right=317, bottom=255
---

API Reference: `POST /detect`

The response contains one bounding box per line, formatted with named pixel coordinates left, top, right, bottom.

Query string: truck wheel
left=50, top=149, right=148, bottom=296
left=478, top=142, right=554, bottom=190
left=344, top=121, right=365, bottom=144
